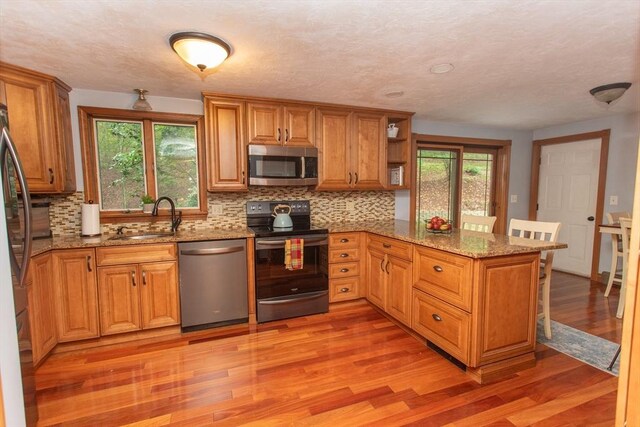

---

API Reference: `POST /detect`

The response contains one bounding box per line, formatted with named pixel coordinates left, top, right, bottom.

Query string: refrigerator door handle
left=1, top=126, right=32, bottom=286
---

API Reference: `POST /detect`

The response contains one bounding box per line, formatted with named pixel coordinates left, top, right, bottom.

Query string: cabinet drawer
left=412, top=289, right=470, bottom=364
left=413, top=246, right=473, bottom=311
left=329, top=247, right=360, bottom=263
left=329, top=232, right=360, bottom=249
left=330, top=277, right=360, bottom=302
left=96, top=243, right=176, bottom=266
left=368, top=235, right=412, bottom=261
left=329, top=262, right=360, bottom=278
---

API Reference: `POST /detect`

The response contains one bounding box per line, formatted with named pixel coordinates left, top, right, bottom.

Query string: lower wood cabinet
left=96, top=244, right=180, bottom=336
left=328, top=232, right=362, bottom=302
left=28, top=253, right=57, bottom=365
left=51, top=248, right=99, bottom=342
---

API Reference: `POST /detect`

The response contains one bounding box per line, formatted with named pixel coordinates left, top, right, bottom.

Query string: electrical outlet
left=345, top=201, right=356, bottom=211
left=211, top=204, right=223, bottom=215
left=510, top=195, right=518, bottom=203
left=609, top=196, right=618, bottom=206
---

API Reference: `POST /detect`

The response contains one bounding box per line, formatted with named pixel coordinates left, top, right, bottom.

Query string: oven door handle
left=180, top=246, right=245, bottom=256
left=256, top=237, right=328, bottom=249
left=258, top=291, right=328, bottom=305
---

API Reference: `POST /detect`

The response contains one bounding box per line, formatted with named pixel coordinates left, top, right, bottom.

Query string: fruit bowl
left=424, top=216, right=452, bottom=234
left=426, top=227, right=452, bottom=234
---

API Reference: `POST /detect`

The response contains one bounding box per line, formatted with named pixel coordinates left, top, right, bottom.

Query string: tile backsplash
left=47, top=188, right=395, bottom=236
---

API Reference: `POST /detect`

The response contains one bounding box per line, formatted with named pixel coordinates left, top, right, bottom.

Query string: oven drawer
left=329, top=248, right=359, bottom=263
left=329, top=262, right=359, bottom=278
left=329, top=233, right=361, bottom=249
left=257, top=291, right=328, bottom=323
left=329, top=277, right=360, bottom=302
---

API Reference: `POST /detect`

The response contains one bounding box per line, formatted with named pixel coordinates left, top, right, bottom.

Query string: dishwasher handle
left=180, top=246, right=245, bottom=256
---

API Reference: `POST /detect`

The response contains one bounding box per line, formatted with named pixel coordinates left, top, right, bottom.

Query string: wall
left=532, top=112, right=640, bottom=273
left=47, top=89, right=394, bottom=235
left=396, top=119, right=534, bottom=223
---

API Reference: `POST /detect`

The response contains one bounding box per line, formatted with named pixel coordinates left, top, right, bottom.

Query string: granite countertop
left=31, top=220, right=567, bottom=259
left=315, top=220, right=568, bottom=259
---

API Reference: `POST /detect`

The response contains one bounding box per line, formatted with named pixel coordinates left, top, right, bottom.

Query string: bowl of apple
left=425, top=216, right=452, bottom=234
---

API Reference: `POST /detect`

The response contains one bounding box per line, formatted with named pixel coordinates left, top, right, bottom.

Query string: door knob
left=587, top=216, right=595, bottom=221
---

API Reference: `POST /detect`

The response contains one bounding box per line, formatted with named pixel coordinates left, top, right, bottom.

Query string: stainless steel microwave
left=248, top=145, right=318, bottom=186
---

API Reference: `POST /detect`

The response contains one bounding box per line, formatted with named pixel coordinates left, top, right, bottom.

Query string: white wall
left=396, top=119, right=533, bottom=223
left=69, top=89, right=204, bottom=189
left=533, top=112, right=640, bottom=273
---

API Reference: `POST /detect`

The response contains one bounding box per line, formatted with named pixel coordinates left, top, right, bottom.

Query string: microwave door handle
left=1, top=127, right=32, bottom=286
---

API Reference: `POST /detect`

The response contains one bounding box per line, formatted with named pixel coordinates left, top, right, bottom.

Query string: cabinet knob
left=433, top=265, right=443, bottom=273
left=340, top=238, right=349, bottom=243
left=432, top=314, right=442, bottom=322
left=340, top=268, right=349, bottom=273
left=340, top=287, right=350, bottom=293
left=383, top=243, right=391, bottom=249
left=340, top=253, right=349, bottom=258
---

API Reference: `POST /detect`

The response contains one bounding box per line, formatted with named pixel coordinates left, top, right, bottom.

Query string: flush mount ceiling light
left=589, top=82, right=632, bottom=105
left=385, top=91, right=405, bottom=98
left=132, top=89, right=152, bottom=111
left=430, top=63, right=454, bottom=74
left=169, top=32, right=231, bottom=72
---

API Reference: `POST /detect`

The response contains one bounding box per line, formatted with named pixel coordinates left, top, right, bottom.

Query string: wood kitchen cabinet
left=203, top=96, right=247, bottom=191
left=96, top=244, right=180, bottom=336
left=0, top=62, right=76, bottom=194
left=365, top=235, right=413, bottom=326
left=316, top=108, right=386, bottom=190
left=51, top=248, right=100, bottom=342
left=328, top=232, right=362, bottom=302
left=27, top=253, right=57, bottom=365
left=247, top=102, right=315, bottom=147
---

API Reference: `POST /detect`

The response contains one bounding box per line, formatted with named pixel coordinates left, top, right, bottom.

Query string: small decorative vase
left=387, top=123, right=399, bottom=138
left=143, top=203, right=154, bottom=213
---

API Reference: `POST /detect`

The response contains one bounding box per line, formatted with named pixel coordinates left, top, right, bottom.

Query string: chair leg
left=617, top=270, right=627, bottom=319
left=542, top=277, right=552, bottom=339
left=604, top=252, right=618, bottom=297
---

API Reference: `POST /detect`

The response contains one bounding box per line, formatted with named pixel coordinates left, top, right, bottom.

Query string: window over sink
left=79, top=107, right=207, bottom=222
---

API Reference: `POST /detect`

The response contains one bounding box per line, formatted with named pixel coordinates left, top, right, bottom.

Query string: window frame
left=79, top=106, right=207, bottom=223
left=410, top=134, right=511, bottom=234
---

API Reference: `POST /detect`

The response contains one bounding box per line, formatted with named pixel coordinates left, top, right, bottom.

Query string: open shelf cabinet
left=385, top=114, right=412, bottom=190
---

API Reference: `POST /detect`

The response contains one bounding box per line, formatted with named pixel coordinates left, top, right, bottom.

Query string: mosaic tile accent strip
left=48, top=188, right=395, bottom=236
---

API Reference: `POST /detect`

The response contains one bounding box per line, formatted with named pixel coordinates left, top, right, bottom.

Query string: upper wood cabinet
left=316, top=108, right=386, bottom=190
left=0, top=62, right=76, bottom=194
left=51, top=248, right=100, bottom=342
left=247, top=102, right=315, bottom=147
left=204, top=96, right=247, bottom=191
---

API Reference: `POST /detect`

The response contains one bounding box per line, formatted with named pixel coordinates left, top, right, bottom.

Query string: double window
left=79, top=108, right=206, bottom=221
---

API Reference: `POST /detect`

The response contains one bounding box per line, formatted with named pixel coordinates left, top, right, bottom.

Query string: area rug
left=536, top=320, right=620, bottom=376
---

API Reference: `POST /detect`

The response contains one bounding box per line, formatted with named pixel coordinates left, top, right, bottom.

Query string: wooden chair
left=616, top=217, right=632, bottom=318
left=460, top=214, right=497, bottom=233
left=604, top=211, right=631, bottom=299
left=508, top=219, right=562, bottom=339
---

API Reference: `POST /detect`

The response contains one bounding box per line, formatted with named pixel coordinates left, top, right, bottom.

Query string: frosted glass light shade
left=589, top=82, right=632, bottom=105
left=170, top=32, right=231, bottom=72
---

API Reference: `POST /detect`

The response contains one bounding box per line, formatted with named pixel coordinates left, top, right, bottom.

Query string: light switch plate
left=211, top=204, right=223, bottom=215
left=510, top=195, right=518, bottom=203
left=609, top=196, right=618, bottom=206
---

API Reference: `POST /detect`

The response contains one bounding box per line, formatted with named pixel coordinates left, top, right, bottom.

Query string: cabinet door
left=53, top=84, right=76, bottom=192
left=28, top=253, right=57, bottom=365
left=284, top=104, right=315, bottom=147
left=204, top=97, right=247, bottom=191
left=1, top=70, right=56, bottom=192
left=140, top=261, right=180, bottom=329
left=366, top=250, right=386, bottom=309
left=316, top=108, right=352, bottom=190
left=352, top=112, right=386, bottom=189
left=97, top=265, right=142, bottom=335
left=247, top=102, right=282, bottom=145
left=51, top=249, right=99, bottom=342
left=386, top=256, right=412, bottom=326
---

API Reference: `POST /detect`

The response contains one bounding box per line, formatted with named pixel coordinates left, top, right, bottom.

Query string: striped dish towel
left=285, top=238, right=304, bottom=270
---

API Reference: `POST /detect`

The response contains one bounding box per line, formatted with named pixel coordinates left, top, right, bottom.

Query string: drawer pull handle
left=340, top=238, right=349, bottom=243
left=340, top=268, right=349, bottom=273
left=340, top=287, right=350, bottom=293
left=382, top=243, right=391, bottom=248
left=433, top=265, right=443, bottom=273
left=432, top=314, right=442, bottom=322
left=340, top=253, right=349, bottom=258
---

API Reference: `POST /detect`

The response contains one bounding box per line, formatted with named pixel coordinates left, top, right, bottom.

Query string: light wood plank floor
left=35, top=286, right=618, bottom=426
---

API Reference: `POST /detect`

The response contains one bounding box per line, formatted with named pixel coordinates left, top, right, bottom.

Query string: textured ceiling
left=1, top=0, right=639, bottom=130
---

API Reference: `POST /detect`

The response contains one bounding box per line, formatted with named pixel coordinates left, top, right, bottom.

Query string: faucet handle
left=116, top=226, right=128, bottom=235
left=172, top=211, right=183, bottom=233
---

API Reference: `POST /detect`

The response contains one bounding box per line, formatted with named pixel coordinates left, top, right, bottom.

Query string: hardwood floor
left=550, top=271, right=623, bottom=342
left=35, top=298, right=617, bottom=426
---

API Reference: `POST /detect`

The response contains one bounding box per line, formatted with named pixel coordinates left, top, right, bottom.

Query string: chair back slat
left=461, top=214, right=497, bottom=233
left=508, top=219, right=561, bottom=243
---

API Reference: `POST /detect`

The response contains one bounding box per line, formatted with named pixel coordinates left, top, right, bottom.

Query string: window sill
left=99, top=210, right=208, bottom=224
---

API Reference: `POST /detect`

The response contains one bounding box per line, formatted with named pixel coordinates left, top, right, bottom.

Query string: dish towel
left=285, top=238, right=304, bottom=270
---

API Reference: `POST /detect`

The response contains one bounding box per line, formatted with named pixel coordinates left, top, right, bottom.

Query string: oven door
left=255, top=234, right=328, bottom=322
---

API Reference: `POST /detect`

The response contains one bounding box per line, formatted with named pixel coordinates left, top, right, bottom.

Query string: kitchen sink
left=109, top=232, right=175, bottom=241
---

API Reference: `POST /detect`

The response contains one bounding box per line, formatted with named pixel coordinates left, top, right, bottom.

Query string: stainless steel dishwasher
left=178, top=239, right=248, bottom=331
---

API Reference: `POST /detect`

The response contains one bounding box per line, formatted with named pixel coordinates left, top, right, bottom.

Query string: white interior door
left=537, top=139, right=601, bottom=276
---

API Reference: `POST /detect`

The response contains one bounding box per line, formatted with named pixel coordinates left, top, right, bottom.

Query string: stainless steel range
left=246, top=200, right=329, bottom=323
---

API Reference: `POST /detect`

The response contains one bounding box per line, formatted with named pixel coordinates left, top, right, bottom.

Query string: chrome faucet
left=151, top=196, right=182, bottom=233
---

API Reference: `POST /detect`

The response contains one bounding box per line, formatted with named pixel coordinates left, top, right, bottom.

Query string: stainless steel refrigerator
left=1, top=101, right=36, bottom=425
